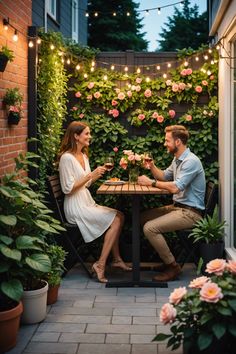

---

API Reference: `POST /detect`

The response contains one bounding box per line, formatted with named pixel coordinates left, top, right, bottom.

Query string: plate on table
left=104, top=180, right=126, bottom=186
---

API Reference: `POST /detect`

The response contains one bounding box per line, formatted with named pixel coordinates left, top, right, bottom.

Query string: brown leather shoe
left=153, top=263, right=169, bottom=272
left=152, top=263, right=181, bottom=282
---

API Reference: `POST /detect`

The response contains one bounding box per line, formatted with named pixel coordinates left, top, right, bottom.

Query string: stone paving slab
left=7, top=263, right=196, bottom=354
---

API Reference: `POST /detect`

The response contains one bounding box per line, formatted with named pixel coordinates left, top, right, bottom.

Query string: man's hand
left=138, top=175, right=152, bottom=186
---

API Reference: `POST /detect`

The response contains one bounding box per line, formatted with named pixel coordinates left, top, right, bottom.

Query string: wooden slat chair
left=175, top=181, right=218, bottom=267
left=47, top=175, right=93, bottom=278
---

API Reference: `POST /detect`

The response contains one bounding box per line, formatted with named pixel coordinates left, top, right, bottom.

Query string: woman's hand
left=91, top=166, right=106, bottom=180
left=138, top=175, right=152, bottom=186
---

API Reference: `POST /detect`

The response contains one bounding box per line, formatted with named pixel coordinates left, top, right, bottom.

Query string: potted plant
left=0, top=152, right=65, bottom=326
left=153, top=259, right=236, bottom=353
left=0, top=45, right=14, bottom=72
left=188, top=206, right=226, bottom=274
left=45, top=245, right=67, bottom=305
left=3, top=87, right=23, bottom=125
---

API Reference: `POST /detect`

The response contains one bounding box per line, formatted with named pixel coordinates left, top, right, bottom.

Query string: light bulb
left=94, top=12, right=98, bottom=17
left=111, top=65, right=115, bottom=70
left=84, top=73, right=88, bottom=78
left=28, top=40, right=34, bottom=48
left=156, top=65, right=160, bottom=70
left=195, top=56, right=199, bottom=61
left=157, top=8, right=161, bottom=15
left=67, top=58, right=70, bottom=64
left=103, top=75, right=108, bottom=80
left=124, top=66, right=128, bottom=72
left=76, top=64, right=80, bottom=70
left=184, top=61, right=189, bottom=67
left=136, top=68, right=141, bottom=74
left=163, top=73, right=167, bottom=78
left=127, top=12, right=130, bottom=16
left=85, top=12, right=89, bottom=17
left=167, top=63, right=171, bottom=68
left=146, top=77, right=150, bottom=82
left=50, top=44, right=55, bottom=50
left=37, top=38, right=42, bottom=44
left=13, top=30, right=18, bottom=42
left=113, top=12, right=116, bottom=16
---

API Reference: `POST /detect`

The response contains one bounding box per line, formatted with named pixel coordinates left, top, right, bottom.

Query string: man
left=138, top=125, right=205, bottom=282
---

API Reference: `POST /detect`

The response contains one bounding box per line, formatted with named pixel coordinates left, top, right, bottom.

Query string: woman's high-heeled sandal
left=92, top=262, right=108, bottom=283
left=111, top=258, right=132, bottom=271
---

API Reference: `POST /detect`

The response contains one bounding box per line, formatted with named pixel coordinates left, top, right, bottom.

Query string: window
left=72, top=0, right=79, bottom=42
left=47, top=0, right=57, bottom=21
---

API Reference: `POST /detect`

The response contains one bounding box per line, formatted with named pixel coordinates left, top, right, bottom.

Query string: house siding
left=0, top=0, right=31, bottom=177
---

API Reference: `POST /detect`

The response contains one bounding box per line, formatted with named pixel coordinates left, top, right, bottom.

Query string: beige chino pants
left=141, top=204, right=202, bottom=265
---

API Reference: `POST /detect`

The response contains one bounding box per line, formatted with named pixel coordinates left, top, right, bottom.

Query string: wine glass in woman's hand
left=104, top=157, right=114, bottom=176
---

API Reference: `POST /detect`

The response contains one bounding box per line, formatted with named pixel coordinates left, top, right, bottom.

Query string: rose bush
left=154, top=259, right=236, bottom=352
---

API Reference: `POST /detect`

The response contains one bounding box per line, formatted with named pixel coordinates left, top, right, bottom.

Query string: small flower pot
left=0, top=53, right=9, bottom=72
left=7, top=111, right=21, bottom=125
left=47, top=284, right=60, bottom=305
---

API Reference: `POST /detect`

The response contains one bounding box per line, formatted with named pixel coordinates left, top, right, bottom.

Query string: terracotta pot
left=47, top=284, right=60, bottom=305
left=0, top=301, right=23, bottom=353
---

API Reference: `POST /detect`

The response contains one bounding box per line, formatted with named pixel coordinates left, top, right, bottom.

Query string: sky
left=133, top=0, right=207, bottom=51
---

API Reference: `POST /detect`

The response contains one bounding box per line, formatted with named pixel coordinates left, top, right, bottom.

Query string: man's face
left=164, top=132, right=178, bottom=155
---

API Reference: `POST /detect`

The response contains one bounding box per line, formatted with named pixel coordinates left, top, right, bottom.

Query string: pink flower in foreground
left=119, top=157, right=128, bottom=169
left=118, top=92, right=125, bottom=100
left=113, top=147, right=118, bottom=153
left=172, top=83, right=179, bottom=92
left=127, top=90, right=132, bottom=98
left=138, top=114, right=145, bottom=121
left=186, top=68, right=192, bottom=75
left=227, top=260, right=236, bottom=274
left=144, top=89, right=152, bottom=97
left=185, top=114, right=192, bottom=121
left=134, top=154, right=142, bottom=161
left=189, top=276, right=210, bottom=289
left=152, top=112, right=159, bottom=119
left=206, top=259, right=226, bottom=275
left=128, top=154, right=135, bottom=162
left=87, top=82, right=95, bottom=89
left=75, top=91, right=81, bottom=98
left=123, top=150, right=133, bottom=155
left=181, top=69, right=187, bottom=76
left=169, top=287, right=187, bottom=305
left=94, top=91, right=101, bottom=99
left=79, top=113, right=84, bottom=119
left=157, top=115, right=164, bottom=123
left=178, top=82, right=186, bottom=91
left=195, top=86, right=203, bottom=93
left=169, top=110, right=176, bottom=118
left=136, top=77, right=142, bottom=84
left=112, top=100, right=118, bottom=106
left=200, top=282, right=223, bottom=303
left=202, top=80, right=208, bottom=86
left=112, top=109, right=119, bottom=118
left=160, top=303, right=177, bottom=325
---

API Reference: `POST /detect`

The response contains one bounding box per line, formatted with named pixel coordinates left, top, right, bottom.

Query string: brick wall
left=0, top=0, right=32, bottom=177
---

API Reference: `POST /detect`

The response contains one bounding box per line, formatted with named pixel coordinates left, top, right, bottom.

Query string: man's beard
left=168, top=146, right=178, bottom=155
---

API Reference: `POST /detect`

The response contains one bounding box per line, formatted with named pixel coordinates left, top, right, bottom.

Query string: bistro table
left=97, top=182, right=170, bottom=288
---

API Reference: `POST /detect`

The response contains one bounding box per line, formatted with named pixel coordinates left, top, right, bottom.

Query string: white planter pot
left=21, top=281, right=48, bottom=324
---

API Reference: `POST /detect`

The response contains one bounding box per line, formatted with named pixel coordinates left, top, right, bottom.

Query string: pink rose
left=169, top=110, right=176, bottom=118
left=135, top=85, right=141, bottom=92
left=128, top=154, right=135, bottom=161
left=79, top=113, right=84, bottom=118
left=178, top=82, right=186, bottom=91
left=152, top=112, right=159, bottom=119
left=112, top=100, right=118, bottom=106
left=206, top=259, right=226, bottom=275
left=189, top=276, right=210, bottom=289
left=119, top=157, right=128, bottom=169
left=200, top=282, right=223, bottom=303
left=180, top=69, right=187, bottom=76
left=144, top=89, right=152, bottom=97
left=112, top=109, right=119, bottom=118
left=75, top=91, right=81, bottom=98
left=138, top=114, right=145, bottom=121
left=87, top=82, right=95, bottom=89
left=72, top=106, right=78, bottom=111
left=113, top=147, right=118, bottom=153
left=108, top=109, right=113, bottom=115
left=131, top=85, right=136, bottom=91
left=160, top=303, right=177, bottom=325
left=123, top=150, right=133, bottom=155
left=169, top=287, right=187, bottom=305
left=136, top=77, right=142, bottom=84
left=127, top=90, right=132, bottom=98
left=210, top=75, right=214, bottom=80
left=227, top=260, right=236, bottom=274
left=87, top=95, right=93, bottom=101
left=195, top=86, right=203, bottom=93
left=186, top=114, right=192, bottom=121
left=172, top=83, right=179, bottom=92
left=134, top=153, right=141, bottom=161
left=94, top=91, right=101, bottom=99
left=157, top=115, right=164, bottom=123
left=118, top=92, right=125, bottom=100
left=186, top=68, right=192, bottom=75
left=202, top=80, right=208, bottom=86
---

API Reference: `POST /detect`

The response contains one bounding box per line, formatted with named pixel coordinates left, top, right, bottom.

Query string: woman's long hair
left=58, top=121, right=89, bottom=160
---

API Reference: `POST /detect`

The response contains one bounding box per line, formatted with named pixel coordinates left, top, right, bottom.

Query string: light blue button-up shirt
left=164, top=148, right=206, bottom=210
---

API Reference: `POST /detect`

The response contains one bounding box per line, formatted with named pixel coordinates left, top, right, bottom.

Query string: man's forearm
left=150, top=165, right=165, bottom=181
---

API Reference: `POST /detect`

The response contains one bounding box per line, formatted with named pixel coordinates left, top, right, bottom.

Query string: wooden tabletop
left=97, top=182, right=170, bottom=195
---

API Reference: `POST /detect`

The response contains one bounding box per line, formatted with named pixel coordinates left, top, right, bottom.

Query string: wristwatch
left=151, top=180, right=157, bottom=187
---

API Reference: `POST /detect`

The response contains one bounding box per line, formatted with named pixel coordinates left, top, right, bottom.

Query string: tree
left=158, top=0, right=208, bottom=51
left=87, top=0, right=148, bottom=51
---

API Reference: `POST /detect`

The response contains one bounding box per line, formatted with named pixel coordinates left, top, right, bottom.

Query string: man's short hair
left=165, top=125, right=189, bottom=145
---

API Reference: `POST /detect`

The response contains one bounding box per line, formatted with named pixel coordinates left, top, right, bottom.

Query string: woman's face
left=75, top=127, right=91, bottom=147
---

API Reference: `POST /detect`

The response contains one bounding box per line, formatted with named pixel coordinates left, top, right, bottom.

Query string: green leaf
left=34, top=220, right=58, bottom=233
left=152, top=333, right=171, bottom=342
left=16, top=236, right=42, bottom=250
left=217, top=307, right=232, bottom=316
left=228, top=324, right=236, bottom=337
left=0, top=245, right=21, bottom=261
left=198, top=333, right=213, bottom=351
left=1, top=279, right=23, bottom=302
left=25, top=253, right=51, bottom=272
left=228, top=299, right=236, bottom=312
left=0, top=235, right=13, bottom=245
left=212, top=323, right=226, bottom=339
left=0, top=215, right=17, bottom=226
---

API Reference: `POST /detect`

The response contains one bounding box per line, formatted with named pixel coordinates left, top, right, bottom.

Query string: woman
left=58, top=121, right=131, bottom=283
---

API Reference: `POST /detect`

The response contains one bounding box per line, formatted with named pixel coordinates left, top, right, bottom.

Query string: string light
left=111, top=65, right=115, bottom=70
left=76, top=64, right=81, bottom=70
left=136, top=68, right=141, bottom=74
left=124, top=66, right=128, bottom=72
left=184, top=61, right=189, bottom=67
left=50, top=44, right=55, bottom=50
left=13, top=29, right=18, bottom=42
left=157, top=8, right=161, bottom=15
left=37, top=38, right=42, bottom=44
left=28, top=40, right=34, bottom=48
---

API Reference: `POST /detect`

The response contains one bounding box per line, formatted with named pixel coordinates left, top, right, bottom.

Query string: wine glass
left=104, top=157, right=114, bottom=177
left=143, top=152, right=153, bottom=169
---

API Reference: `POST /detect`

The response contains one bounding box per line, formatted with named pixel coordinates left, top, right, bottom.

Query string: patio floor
left=7, top=263, right=197, bottom=354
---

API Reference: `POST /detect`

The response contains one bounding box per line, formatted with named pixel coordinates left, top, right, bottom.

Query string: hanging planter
left=7, top=110, right=21, bottom=125
left=0, top=46, right=14, bottom=72
left=3, top=88, right=23, bottom=125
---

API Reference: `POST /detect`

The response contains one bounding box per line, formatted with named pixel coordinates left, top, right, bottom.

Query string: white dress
left=59, top=152, right=116, bottom=243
